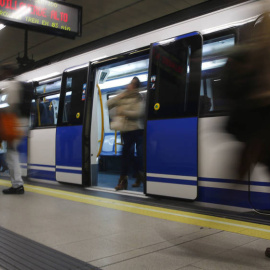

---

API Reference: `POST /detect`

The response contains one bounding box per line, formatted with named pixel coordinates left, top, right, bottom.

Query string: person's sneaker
left=2, top=186, right=24, bottom=194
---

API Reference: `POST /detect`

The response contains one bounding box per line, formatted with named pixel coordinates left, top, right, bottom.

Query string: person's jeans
left=121, top=129, right=144, bottom=176
left=6, top=140, right=24, bottom=188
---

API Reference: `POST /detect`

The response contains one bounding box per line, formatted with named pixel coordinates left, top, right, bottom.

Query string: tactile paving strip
left=0, top=226, right=100, bottom=270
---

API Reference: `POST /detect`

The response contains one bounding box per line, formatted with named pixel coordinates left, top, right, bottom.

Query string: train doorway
left=89, top=51, right=149, bottom=192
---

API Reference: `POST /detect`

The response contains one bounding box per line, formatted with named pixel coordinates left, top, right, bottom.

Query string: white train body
left=3, top=0, right=268, bottom=211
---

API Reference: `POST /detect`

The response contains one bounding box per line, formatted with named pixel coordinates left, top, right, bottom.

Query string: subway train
left=2, top=0, right=269, bottom=212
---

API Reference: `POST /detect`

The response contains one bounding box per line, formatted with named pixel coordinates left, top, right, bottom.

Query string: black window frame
left=147, top=32, right=203, bottom=121
left=57, top=66, right=89, bottom=126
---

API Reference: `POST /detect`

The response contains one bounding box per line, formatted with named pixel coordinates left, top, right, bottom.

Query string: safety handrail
left=43, top=86, right=47, bottom=102
left=115, top=131, right=117, bottom=154
left=49, top=101, right=53, bottom=111
left=97, top=84, right=105, bottom=157
left=114, top=131, right=123, bottom=155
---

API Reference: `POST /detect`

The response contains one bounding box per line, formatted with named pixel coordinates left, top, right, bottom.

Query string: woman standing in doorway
left=107, top=77, right=145, bottom=190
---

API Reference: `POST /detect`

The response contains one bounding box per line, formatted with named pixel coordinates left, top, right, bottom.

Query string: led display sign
left=0, top=0, right=82, bottom=38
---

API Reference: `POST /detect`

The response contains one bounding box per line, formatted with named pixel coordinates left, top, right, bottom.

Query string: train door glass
left=146, top=32, right=202, bottom=199
left=90, top=56, right=149, bottom=191
left=56, top=66, right=88, bottom=184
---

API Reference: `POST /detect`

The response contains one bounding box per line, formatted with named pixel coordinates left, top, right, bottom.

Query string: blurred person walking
left=107, top=77, right=145, bottom=190
left=0, top=65, right=33, bottom=194
left=220, top=12, right=270, bottom=258
left=222, top=13, right=270, bottom=180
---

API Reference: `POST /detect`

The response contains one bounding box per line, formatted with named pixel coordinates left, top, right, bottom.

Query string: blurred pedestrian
left=107, top=77, right=145, bottom=190
left=222, top=13, right=270, bottom=179
left=219, top=12, right=270, bottom=258
left=0, top=64, right=33, bottom=194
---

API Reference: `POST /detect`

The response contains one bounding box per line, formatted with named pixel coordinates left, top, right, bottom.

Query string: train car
left=2, top=0, right=269, bottom=212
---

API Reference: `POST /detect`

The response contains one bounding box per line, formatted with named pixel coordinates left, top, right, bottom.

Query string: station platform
left=0, top=176, right=270, bottom=270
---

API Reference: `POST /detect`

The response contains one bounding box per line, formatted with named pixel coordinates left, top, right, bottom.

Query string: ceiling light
left=99, top=74, right=148, bottom=90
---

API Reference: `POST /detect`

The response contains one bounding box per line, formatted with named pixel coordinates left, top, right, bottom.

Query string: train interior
left=91, top=56, right=149, bottom=191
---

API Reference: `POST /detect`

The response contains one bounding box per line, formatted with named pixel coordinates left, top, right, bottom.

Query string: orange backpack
left=0, top=113, right=23, bottom=142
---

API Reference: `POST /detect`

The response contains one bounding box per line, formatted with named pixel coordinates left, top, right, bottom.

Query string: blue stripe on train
left=147, top=176, right=197, bottom=186
left=29, top=164, right=55, bottom=168
left=199, top=177, right=248, bottom=185
left=199, top=177, right=270, bottom=187
left=27, top=169, right=56, bottom=181
left=197, top=186, right=250, bottom=208
left=249, top=192, right=270, bottom=210
left=198, top=186, right=270, bottom=210
left=198, top=177, right=270, bottom=209
left=56, top=168, right=82, bottom=174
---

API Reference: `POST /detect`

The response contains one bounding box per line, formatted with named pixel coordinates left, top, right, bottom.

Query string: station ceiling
left=0, top=0, right=209, bottom=67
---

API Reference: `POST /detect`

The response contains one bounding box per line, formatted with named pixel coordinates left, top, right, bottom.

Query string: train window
left=60, top=67, right=88, bottom=125
left=148, top=33, right=202, bottom=120
left=31, top=93, right=60, bottom=127
left=31, top=78, right=61, bottom=128
left=98, top=57, right=149, bottom=92
left=199, top=34, right=235, bottom=116
left=36, top=79, right=61, bottom=94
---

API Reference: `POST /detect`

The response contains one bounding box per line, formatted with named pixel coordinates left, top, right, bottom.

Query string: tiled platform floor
left=0, top=179, right=270, bottom=270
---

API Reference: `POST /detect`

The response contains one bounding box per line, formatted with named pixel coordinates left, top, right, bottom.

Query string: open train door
left=145, top=32, right=202, bottom=199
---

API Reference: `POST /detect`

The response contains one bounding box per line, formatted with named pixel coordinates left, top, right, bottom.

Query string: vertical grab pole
left=97, top=84, right=104, bottom=157
left=115, top=130, right=117, bottom=154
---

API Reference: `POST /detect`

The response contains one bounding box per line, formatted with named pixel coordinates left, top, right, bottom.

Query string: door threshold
left=85, top=186, right=148, bottom=198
